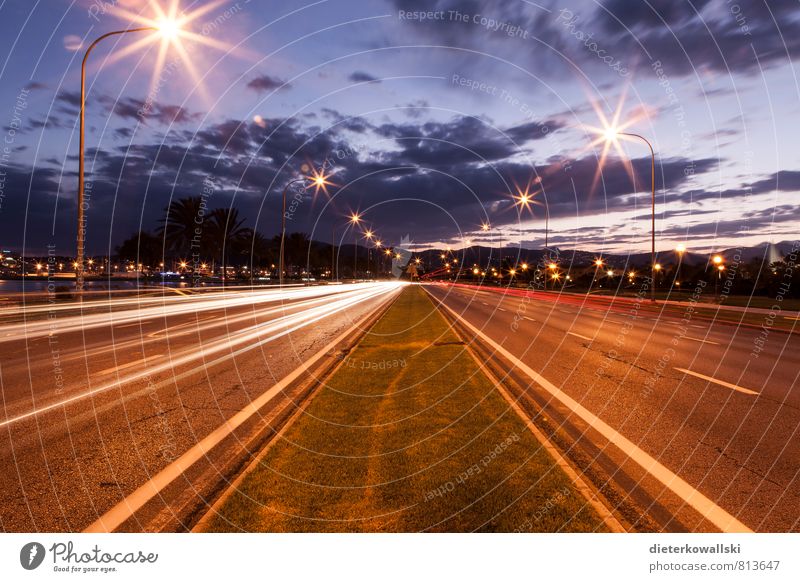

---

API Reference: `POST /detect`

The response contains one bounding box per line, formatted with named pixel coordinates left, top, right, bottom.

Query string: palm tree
left=234, top=229, right=273, bottom=282
left=115, top=230, right=164, bottom=271
left=284, top=232, right=311, bottom=277
left=207, top=207, right=247, bottom=280
left=159, top=197, right=203, bottom=257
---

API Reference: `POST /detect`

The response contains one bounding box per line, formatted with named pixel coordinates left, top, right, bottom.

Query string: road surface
left=425, top=282, right=799, bottom=532
left=0, top=283, right=399, bottom=532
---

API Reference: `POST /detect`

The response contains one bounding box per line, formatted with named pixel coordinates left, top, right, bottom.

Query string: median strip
left=197, top=285, right=611, bottom=532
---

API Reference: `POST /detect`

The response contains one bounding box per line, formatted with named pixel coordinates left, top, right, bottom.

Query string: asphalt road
left=425, top=282, right=800, bottom=532
left=0, top=283, right=398, bottom=532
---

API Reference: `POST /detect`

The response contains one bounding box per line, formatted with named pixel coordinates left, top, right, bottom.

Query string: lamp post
left=363, top=229, right=374, bottom=280
left=331, top=223, right=336, bottom=282
left=593, top=258, right=604, bottom=289
left=712, top=255, right=724, bottom=298
left=674, top=244, right=686, bottom=291
left=349, top=213, right=361, bottom=280
left=278, top=172, right=328, bottom=287
left=597, top=127, right=657, bottom=302
left=76, top=26, right=163, bottom=293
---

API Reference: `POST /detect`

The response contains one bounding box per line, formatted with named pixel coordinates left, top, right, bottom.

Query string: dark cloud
left=0, top=104, right=786, bottom=254
left=596, top=0, right=713, bottom=31
left=594, top=0, right=800, bottom=75
left=348, top=71, right=381, bottom=83
left=749, top=170, right=800, bottom=194
left=246, top=74, right=289, bottom=93
left=24, top=81, right=47, bottom=91
left=55, top=90, right=81, bottom=115
left=99, top=96, right=200, bottom=126
left=30, top=114, right=65, bottom=130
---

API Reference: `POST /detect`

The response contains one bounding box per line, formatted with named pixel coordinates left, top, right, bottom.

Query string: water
left=0, top=279, right=185, bottom=294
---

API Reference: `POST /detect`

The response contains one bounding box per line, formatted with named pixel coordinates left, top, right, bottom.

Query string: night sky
left=0, top=0, right=798, bottom=256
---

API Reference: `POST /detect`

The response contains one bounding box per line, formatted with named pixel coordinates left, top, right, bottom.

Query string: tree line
left=115, top=197, right=329, bottom=271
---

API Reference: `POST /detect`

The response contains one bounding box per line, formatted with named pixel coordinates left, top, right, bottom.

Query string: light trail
left=0, top=284, right=379, bottom=343
left=0, top=282, right=404, bottom=428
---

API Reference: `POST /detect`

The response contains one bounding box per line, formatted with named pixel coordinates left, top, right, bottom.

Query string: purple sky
left=0, top=0, right=798, bottom=256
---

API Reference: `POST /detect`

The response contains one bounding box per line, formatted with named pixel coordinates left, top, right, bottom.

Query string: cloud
left=24, top=81, right=47, bottom=91
left=246, top=74, right=290, bottom=93
left=63, top=35, right=83, bottom=52
left=593, top=0, right=800, bottom=75
left=348, top=71, right=381, bottom=83
left=98, top=96, right=201, bottom=126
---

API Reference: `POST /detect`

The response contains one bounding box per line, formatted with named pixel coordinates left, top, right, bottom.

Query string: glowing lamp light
left=156, top=18, right=181, bottom=39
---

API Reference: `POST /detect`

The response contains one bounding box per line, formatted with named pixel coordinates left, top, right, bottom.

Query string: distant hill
left=398, top=241, right=798, bottom=270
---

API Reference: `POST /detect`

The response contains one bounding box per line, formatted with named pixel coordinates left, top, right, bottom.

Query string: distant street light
left=279, top=168, right=331, bottom=287
left=713, top=256, right=726, bottom=297
left=675, top=244, right=687, bottom=289
left=349, top=213, right=361, bottom=280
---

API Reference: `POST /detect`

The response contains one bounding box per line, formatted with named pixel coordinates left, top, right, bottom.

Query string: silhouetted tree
left=159, top=197, right=203, bottom=256
left=115, top=231, right=164, bottom=269
left=207, top=208, right=248, bottom=278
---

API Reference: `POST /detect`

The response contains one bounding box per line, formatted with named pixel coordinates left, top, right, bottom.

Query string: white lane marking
left=430, top=292, right=752, bottom=533
left=84, top=288, right=400, bottom=533
left=683, top=336, right=720, bottom=345
left=523, top=316, right=536, bottom=322
left=115, top=321, right=149, bottom=329
left=96, top=355, right=164, bottom=377
left=482, top=302, right=489, bottom=306
left=498, top=308, right=507, bottom=312
left=568, top=332, right=593, bottom=342
left=674, top=368, right=759, bottom=396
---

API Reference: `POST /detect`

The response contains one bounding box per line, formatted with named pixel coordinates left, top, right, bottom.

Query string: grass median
left=199, top=285, right=609, bottom=532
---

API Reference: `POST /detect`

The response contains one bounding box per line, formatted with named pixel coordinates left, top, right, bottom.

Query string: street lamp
left=75, top=18, right=185, bottom=293
left=675, top=244, right=687, bottom=290
left=349, top=213, right=361, bottom=280
left=712, top=255, right=725, bottom=297
left=599, top=127, right=658, bottom=302
left=363, top=229, right=375, bottom=280
left=279, top=168, right=331, bottom=287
